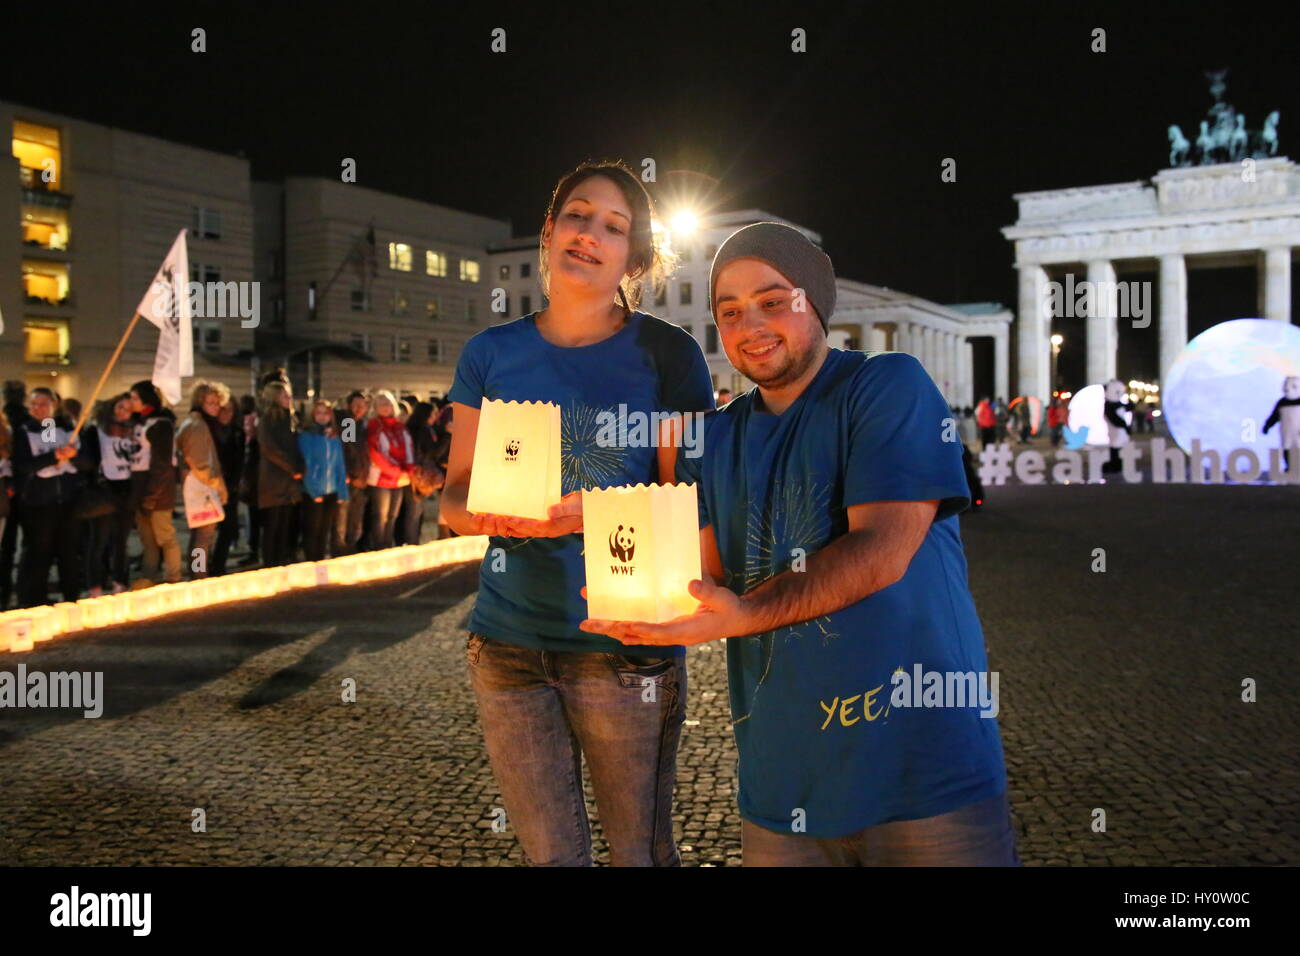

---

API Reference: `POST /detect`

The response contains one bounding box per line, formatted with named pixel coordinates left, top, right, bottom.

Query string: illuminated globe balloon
left=1164, top=318, right=1300, bottom=462
left=1067, top=384, right=1113, bottom=446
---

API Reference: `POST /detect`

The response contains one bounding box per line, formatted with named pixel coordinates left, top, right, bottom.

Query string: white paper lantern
left=466, top=399, right=561, bottom=520
left=581, top=483, right=702, bottom=624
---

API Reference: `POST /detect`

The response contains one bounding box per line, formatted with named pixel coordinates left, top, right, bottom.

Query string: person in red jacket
left=1047, top=396, right=1069, bottom=447
left=366, top=390, right=413, bottom=549
left=975, top=397, right=997, bottom=448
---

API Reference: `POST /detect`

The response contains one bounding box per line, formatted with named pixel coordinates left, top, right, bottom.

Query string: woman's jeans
left=369, top=486, right=403, bottom=550
left=301, top=493, right=338, bottom=561
left=741, top=792, right=1020, bottom=866
left=466, top=633, right=686, bottom=867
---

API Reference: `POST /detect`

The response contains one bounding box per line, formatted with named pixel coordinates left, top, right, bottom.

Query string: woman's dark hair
left=408, top=401, right=436, bottom=456
left=539, top=160, right=674, bottom=312
left=95, top=392, right=132, bottom=432
left=130, top=380, right=163, bottom=410
left=238, top=394, right=256, bottom=416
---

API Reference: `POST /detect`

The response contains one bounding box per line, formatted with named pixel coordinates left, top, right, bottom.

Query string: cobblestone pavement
left=1, top=480, right=1296, bottom=866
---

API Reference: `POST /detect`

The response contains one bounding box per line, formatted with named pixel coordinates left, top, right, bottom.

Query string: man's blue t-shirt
left=677, top=348, right=1007, bottom=838
left=448, top=311, right=714, bottom=656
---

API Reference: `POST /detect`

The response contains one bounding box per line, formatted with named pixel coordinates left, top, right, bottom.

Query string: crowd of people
left=0, top=371, right=455, bottom=611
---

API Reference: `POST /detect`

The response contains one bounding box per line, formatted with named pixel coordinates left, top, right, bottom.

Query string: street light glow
left=669, top=210, right=699, bottom=236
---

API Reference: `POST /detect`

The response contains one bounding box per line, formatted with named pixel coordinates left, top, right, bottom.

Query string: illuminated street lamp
left=1050, top=333, right=1064, bottom=393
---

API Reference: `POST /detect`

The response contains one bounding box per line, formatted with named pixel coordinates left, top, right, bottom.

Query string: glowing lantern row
left=581, top=483, right=702, bottom=624
left=466, top=399, right=561, bottom=520
left=0, top=536, right=492, bottom=652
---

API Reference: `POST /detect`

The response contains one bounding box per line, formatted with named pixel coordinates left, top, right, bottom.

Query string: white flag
left=136, top=228, right=193, bottom=405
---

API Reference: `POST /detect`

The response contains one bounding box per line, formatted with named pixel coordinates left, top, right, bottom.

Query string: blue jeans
left=741, top=792, right=1020, bottom=866
left=466, top=633, right=685, bottom=866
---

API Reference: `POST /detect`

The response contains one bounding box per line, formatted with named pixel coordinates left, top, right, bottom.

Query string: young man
left=583, top=222, right=1017, bottom=866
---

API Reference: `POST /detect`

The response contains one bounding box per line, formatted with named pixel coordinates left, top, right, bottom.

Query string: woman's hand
left=466, top=491, right=583, bottom=538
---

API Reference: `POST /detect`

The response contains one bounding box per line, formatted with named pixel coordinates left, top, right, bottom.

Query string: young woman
left=128, top=381, right=179, bottom=588
left=176, top=381, right=232, bottom=579
left=83, top=393, right=138, bottom=595
left=211, top=397, right=245, bottom=575
left=12, top=388, right=92, bottom=606
left=366, top=390, right=413, bottom=550
left=238, top=393, right=260, bottom=565
left=398, top=400, right=442, bottom=546
left=298, top=399, right=349, bottom=561
left=441, top=161, right=714, bottom=867
left=257, top=381, right=303, bottom=567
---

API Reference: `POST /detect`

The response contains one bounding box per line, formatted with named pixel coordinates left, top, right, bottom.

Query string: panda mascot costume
left=1101, top=379, right=1132, bottom=476
left=1262, top=375, right=1300, bottom=476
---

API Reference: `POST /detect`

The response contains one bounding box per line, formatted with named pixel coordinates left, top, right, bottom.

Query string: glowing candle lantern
left=287, top=563, right=317, bottom=589
left=466, top=399, right=561, bottom=520
left=4, top=615, right=35, bottom=652
left=581, top=483, right=702, bottom=624
left=52, top=602, right=81, bottom=635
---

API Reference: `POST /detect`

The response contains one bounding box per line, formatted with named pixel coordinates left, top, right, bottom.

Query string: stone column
left=1158, top=253, right=1188, bottom=388
left=1086, top=259, right=1119, bottom=384
left=958, top=336, right=973, bottom=408
left=944, top=332, right=957, bottom=404
left=1259, top=246, right=1292, bottom=323
left=1017, top=265, right=1050, bottom=401
left=995, top=326, right=1010, bottom=401
left=921, top=326, right=934, bottom=379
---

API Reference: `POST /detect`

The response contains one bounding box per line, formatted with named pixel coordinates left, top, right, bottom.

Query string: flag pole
left=71, top=311, right=142, bottom=439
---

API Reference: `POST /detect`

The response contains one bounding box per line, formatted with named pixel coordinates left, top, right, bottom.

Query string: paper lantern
left=3, top=614, right=35, bottom=652
left=52, top=602, right=81, bottom=635
left=466, top=399, right=561, bottom=520
left=287, top=562, right=317, bottom=589
left=581, top=483, right=702, bottom=624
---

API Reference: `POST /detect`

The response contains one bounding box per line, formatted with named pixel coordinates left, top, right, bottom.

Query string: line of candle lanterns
left=0, top=536, right=490, bottom=654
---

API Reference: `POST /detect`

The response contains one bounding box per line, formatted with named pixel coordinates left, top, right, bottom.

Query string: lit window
left=392, top=289, right=409, bottom=316
left=466, top=299, right=478, bottom=323
left=389, top=242, right=412, bottom=271
left=521, top=294, right=531, bottom=314
left=680, top=282, right=692, bottom=306
left=13, top=120, right=62, bottom=190
left=426, top=250, right=447, bottom=277
left=426, top=297, right=440, bottom=319
left=350, top=288, right=369, bottom=311
left=20, top=204, right=69, bottom=250
left=21, top=259, right=70, bottom=305
left=427, top=339, right=443, bottom=363
left=397, top=338, right=411, bottom=363
left=460, top=258, right=480, bottom=282
left=520, top=262, right=531, bottom=278
left=499, top=264, right=510, bottom=280
left=191, top=207, right=222, bottom=239
left=22, top=318, right=70, bottom=364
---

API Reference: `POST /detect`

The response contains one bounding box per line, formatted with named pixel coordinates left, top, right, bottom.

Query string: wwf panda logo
left=609, top=524, right=635, bottom=563
left=503, top=437, right=521, bottom=463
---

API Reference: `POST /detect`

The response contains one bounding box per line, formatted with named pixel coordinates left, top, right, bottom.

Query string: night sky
left=7, top=2, right=1298, bottom=390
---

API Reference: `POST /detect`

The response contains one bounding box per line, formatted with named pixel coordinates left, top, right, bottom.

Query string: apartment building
left=2, top=100, right=256, bottom=404
left=255, top=178, right=511, bottom=400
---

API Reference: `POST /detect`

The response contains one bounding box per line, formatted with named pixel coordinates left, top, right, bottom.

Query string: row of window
left=680, top=324, right=720, bottom=355
left=388, top=242, right=479, bottom=282
left=348, top=333, right=447, bottom=364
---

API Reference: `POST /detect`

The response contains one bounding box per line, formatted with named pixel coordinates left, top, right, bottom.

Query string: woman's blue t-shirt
left=447, top=311, right=714, bottom=656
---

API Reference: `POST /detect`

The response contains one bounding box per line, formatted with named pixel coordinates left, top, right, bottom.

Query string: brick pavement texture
left=0, top=482, right=1295, bottom=866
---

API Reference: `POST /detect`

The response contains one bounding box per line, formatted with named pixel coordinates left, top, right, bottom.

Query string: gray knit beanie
left=708, top=222, right=836, bottom=331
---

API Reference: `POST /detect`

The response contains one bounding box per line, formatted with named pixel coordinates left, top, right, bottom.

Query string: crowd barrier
left=0, top=535, right=490, bottom=653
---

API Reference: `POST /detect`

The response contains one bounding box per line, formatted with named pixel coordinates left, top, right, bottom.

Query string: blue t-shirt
left=677, top=348, right=1007, bottom=838
left=448, top=311, right=714, bottom=656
